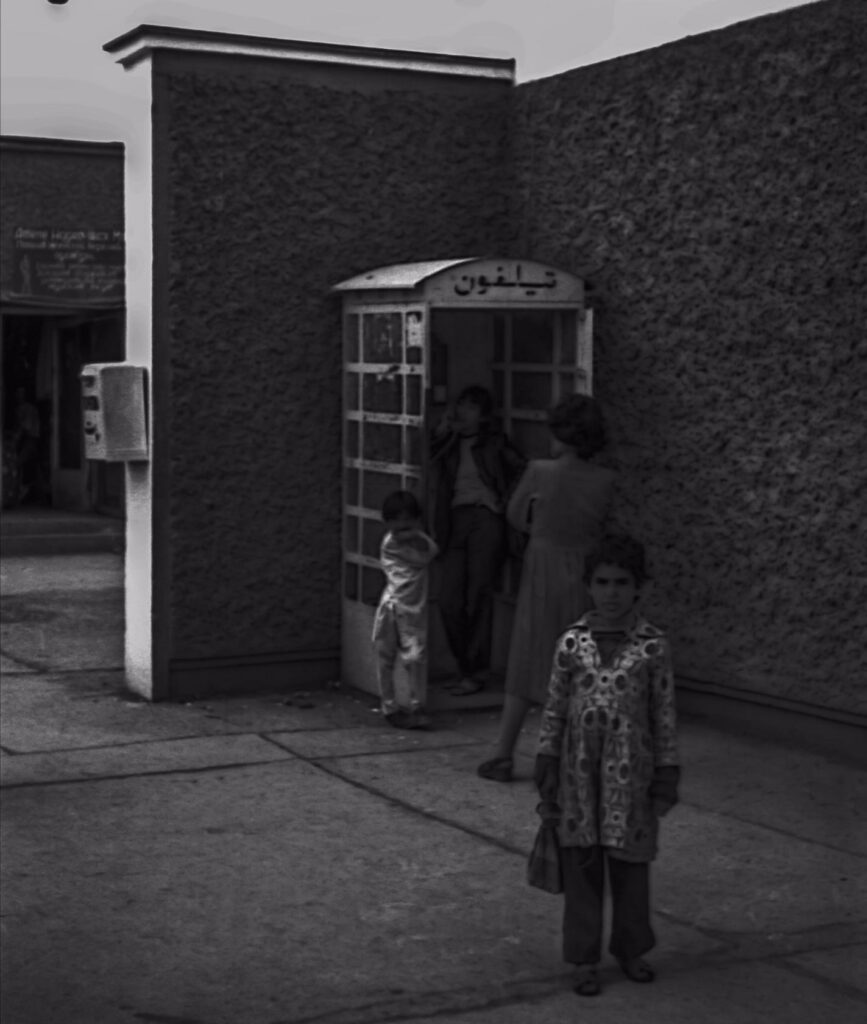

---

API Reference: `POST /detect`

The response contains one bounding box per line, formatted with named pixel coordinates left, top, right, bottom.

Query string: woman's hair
left=582, top=534, right=650, bottom=587
left=456, top=384, right=494, bottom=420
left=381, top=490, right=422, bottom=523
left=547, top=394, right=606, bottom=457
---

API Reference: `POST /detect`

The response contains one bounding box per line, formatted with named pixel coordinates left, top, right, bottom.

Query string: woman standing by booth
left=478, top=394, right=616, bottom=781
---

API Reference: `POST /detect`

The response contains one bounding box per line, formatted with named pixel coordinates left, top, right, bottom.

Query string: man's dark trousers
left=438, top=505, right=505, bottom=680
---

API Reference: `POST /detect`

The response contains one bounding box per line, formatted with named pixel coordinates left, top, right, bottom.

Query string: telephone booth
left=333, top=257, right=593, bottom=706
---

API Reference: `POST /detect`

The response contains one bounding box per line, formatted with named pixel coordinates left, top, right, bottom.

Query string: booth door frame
left=427, top=303, right=594, bottom=676
left=341, top=303, right=428, bottom=699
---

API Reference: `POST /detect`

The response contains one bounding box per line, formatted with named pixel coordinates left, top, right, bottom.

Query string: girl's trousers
left=561, top=845, right=655, bottom=965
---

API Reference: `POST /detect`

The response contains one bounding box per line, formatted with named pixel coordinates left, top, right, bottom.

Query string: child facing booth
left=372, top=490, right=439, bottom=730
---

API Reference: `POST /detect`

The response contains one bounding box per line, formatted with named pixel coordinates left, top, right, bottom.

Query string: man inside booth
left=430, top=385, right=526, bottom=695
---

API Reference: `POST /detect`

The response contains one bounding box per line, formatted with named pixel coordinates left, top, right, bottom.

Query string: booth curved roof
left=333, top=259, right=479, bottom=292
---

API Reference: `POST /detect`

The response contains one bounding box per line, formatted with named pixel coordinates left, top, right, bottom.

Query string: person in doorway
left=478, top=394, right=616, bottom=781
left=372, top=490, right=439, bottom=730
left=534, top=534, right=681, bottom=997
left=13, top=387, right=42, bottom=504
left=430, top=385, right=526, bottom=695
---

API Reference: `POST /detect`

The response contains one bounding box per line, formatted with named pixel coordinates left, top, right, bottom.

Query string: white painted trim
left=108, top=32, right=514, bottom=81
left=123, top=58, right=156, bottom=700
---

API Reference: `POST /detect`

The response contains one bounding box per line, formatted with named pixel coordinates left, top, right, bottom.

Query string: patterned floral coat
left=537, top=614, right=679, bottom=862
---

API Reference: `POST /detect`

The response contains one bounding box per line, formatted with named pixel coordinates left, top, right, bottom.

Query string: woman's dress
left=504, top=457, right=616, bottom=704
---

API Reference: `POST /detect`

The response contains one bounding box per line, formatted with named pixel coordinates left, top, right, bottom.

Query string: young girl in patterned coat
left=535, top=534, right=681, bottom=997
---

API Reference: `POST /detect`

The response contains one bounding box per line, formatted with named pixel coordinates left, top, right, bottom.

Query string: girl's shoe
left=409, top=709, right=432, bottom=730
left=618, top=957, right=655, bottom=983
left=477, top=756, right=513, bottom=782
left=573, top=965, right=601, bottom=997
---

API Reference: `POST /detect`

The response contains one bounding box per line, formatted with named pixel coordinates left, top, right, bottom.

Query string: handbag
left=527, top=802, right=563, bottom=894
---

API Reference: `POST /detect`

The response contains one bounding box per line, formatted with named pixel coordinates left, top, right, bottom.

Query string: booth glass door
left=492, top=308, right=593, bottom=459
left=342, top=306, right=426, bottom=692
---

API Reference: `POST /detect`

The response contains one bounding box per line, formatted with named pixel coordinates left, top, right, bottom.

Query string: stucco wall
left=0, top=140, right=124, bottom=298
left=512, top=0, right=867, bottom=717
left=158, top=62, right=512, bottom=665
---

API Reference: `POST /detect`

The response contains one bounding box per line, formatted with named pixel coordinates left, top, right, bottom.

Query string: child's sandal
left=573, top=965, right=601, bottom=997
left=618, top=957, right=655, bottom=983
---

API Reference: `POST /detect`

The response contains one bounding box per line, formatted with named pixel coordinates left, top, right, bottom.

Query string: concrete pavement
left=1, top=553, right=866, bottom=1024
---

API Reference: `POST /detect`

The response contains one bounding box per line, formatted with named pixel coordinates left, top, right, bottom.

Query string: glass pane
left=345, top=313, right=360, bottom=363
left=345, top=371, right=360, bottom=412
left=362, top=517, right=387, bottom=558
left=362, top=373, right=403, bottom=414
left=512, top=312, right=554, bottom=363
left=406, top=373, right=421, bottom=415
left=363, top=312, right=403, bottom=362
left=344, top=562, right=359, bottom=601
left=511, top=419, right=552, bottom=459
left=406, top=311, right=425, bottom=362
left=512, top=371, right=553, bottom=410
left=363, top=422, right=402, bottom=463
left=362, top=565, right=384, bottom=607
left=405, top=425, right=422, bottom=468
left=344, top=514, right=360, bottom=553
left=493, top=313, right=506, bottom=362
left=559, top=311, right=577, bottom=365
left=557, top=373, right=576, bottom=400
left=492, top=369, right=504, bottom=408
left=345, top=467, right=360, bottom=505
left=363, top=470, right=404, bottom=513
left=345, top=419, right=359, bottom=459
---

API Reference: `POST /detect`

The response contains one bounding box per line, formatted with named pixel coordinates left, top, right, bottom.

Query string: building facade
left=5, top=1, right=862, bottom=742
left=0, top=136, right=125, bottom=513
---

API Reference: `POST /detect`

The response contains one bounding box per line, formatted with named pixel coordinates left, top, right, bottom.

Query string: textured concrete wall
left=512, top=0, right=867, bottom=717
left=0, top=140, right=124, bottom=296
left=158, top=62, right=512, bottom=665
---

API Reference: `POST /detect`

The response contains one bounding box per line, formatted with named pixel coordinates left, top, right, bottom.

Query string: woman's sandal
left=573, top=965, right=601, bottom=997
left=618, top=957, right=656, bottom=983
left=477, top=757, right=513, bottom=782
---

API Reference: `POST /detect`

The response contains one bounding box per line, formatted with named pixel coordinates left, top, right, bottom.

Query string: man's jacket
left=430, top=426, right=526, bottom=548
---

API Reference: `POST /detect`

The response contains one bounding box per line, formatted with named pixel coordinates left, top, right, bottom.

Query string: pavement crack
left=681, top=799, right=867, bottom=859
left=0, top=646, right=49, bottom=672
left=307, top=756, right=527, bottom=859
left=0, top=756, right=299, bottom=790
left=768, top=953, right=867, bottom=1006
left=279, top=975, right=566, bottom=1024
